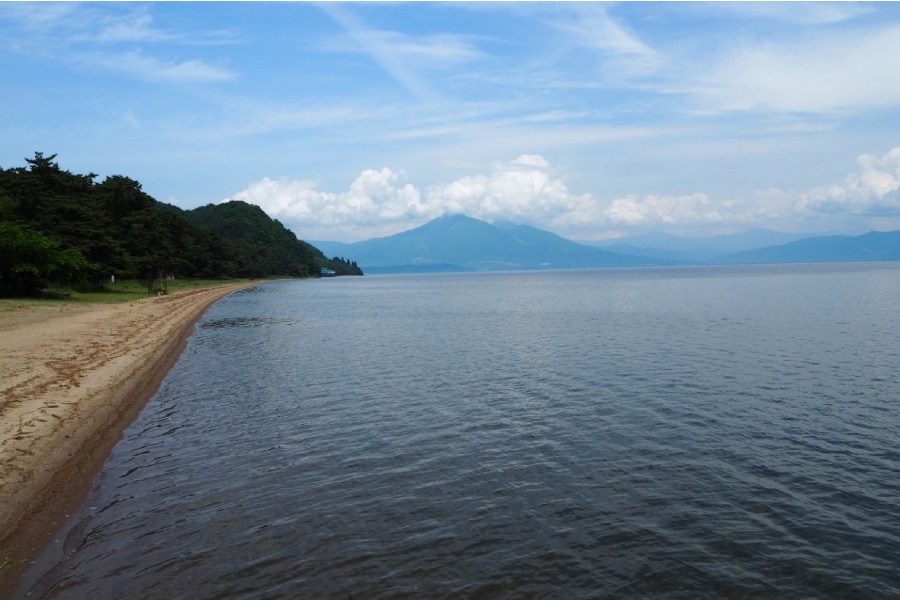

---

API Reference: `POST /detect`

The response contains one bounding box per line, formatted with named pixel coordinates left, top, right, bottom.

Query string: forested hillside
left=184, top=201, right=362, bottom=278
left=0, top=153, right=360, bottom=295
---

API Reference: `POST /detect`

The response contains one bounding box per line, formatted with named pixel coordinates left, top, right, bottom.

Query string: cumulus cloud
left=424, top=155, right=581, bottom=223
left=230, top=148, right=900, bottom=242
left=601, top=193, right=721, bottom=226
left=800, top=147, right=900, bottom=215
left=230, top=155, right=587, bottom=240
left=231, top=168, right=429, bottom=240
left=592, top=147, right=900, bottom=234
left=233, top=177, right=332, bottom=222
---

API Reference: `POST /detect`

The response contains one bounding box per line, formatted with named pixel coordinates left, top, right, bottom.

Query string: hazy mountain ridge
left=313, top=214, right=661, bottom=272
left=718, top=230, right=900, bottom=264
left=314, top=214, right=670, bottom=272
left=312, top=214, right=900, bottom=273
left=589, top=230, right=814, bottom=263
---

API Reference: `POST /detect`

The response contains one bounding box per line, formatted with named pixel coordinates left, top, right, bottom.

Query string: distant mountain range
left=720, top=230, right=900, bottom=264
left=588, top=230, right=812, bottom=263
left=314, top=214, right=661, bottom=273
left=312, top=214, right=900, bottom=273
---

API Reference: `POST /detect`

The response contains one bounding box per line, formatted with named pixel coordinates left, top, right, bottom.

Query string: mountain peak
left=313, top=213, right=651, bottom=272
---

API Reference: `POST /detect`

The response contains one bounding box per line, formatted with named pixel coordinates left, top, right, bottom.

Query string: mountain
left=718, top=230, right=900, bottom=264
left=184, top=201, right=362, bottom=277
left=590, top=229, right=812, bottom=263
left=314, top=216, right=900, bottom=272
left=313, top=214, right=663, bottom=272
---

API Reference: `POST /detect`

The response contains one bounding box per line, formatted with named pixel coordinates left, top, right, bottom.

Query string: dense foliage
left=325, top=256, right=363, bottom=276
left=185, top=201, right=324, bottom=278
left=0, top=221, right=93, bottom=294
left=0, top=153, right=361, bottom=294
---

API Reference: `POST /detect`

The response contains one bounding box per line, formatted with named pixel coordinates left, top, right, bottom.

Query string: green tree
left=0, top=221, right=93, bottom=295
left=0, top=153, right=362, bottom=289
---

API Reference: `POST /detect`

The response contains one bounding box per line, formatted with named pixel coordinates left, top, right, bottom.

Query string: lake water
left=19, top=264, right=900, bottom=599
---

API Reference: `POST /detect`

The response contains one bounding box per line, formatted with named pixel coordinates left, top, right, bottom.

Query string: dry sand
left=0, top=282, right=258, bottom=595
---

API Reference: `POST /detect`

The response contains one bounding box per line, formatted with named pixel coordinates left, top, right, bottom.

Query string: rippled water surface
left=21, top=264, right=900, bottom=598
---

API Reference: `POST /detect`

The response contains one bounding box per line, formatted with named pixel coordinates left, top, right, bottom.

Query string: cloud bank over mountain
left=232, top=146, right=900, bottom=242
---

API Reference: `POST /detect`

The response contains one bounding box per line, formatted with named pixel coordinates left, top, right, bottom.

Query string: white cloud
left=713, top=2, right=872, bottom=26
left=78, top=50, right=236, bottom=83
left=425, top=155, right=578, bottom=222
left=0, top=4, right=238, bottom=84
left=510, top=154, right=550, bottom=168
left=0, top=2, right=80, bottom=32
left=94, top=12, right=175, bottom=44
left=232, top=177, right=332, bottom=222
left=699, top=25, right=900, bottom=114
left=800, top=147, right=900, bottom=215
left=547, top=4, right=662, bottom=76
left=601, top=193, right=720, bottom=226
left=229, top=155, right=584, bottom=240
left=234, top=155, right=740, bottom=241
left=345, top=168, right=425, bottom=222
left=319, top=4, right=483, bottom=103
left=231, top=169, right=428, bottom=240
left=90, top=10, right=237, bottom=46
left=589, top=146, right=900, bottom=236
left=230, top=148, right=900, bottom=243
left=320, top=7, right=482, bottom=66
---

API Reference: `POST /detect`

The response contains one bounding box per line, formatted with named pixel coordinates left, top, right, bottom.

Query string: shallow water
left=21, top=264, right=900, bottom=598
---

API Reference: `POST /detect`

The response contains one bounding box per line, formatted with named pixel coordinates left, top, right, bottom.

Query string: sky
left=3, top=2, right=900, bottom=243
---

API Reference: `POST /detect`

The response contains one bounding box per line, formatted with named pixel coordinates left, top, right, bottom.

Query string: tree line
left=0, top=152, right=362, bottom=295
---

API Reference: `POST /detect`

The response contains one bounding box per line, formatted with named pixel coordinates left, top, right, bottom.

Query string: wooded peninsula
left=0, top=152, right=362, bottom=296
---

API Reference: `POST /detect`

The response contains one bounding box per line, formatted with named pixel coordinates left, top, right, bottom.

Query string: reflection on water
left=20, top=264, right=900, bottom=599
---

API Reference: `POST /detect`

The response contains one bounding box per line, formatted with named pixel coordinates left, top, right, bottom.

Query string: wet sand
left=0, top=282, right=258, bottom=596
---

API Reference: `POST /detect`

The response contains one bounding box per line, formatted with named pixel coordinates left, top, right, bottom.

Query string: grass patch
left=0, top=278, right=259, bottom=307
left=71, top=278, right=256, bottom=303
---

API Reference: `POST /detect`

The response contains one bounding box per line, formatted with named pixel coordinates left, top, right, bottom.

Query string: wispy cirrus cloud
left=1, top=3, right=233, bottom=46
left=697, top=24, right=900, bottom=114
left=76, top=50, right=236, bottom=84
left=88, top=9, right=238, bottom=46
left=542, top=3, right=663, bottom=78
left=710, top=2, right=873, bottom=25
left=0, top=2, right=79, bottom=32
left=318, top=3, right=484, bottom=103
left=0, top=3, right=237, bottom=85
left=91, top=12, right=180, bottom=44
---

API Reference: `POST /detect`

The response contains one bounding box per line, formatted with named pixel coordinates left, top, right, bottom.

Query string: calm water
left=19, top=264, right=900, bottom=599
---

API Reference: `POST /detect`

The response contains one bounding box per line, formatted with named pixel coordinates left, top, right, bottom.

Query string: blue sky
left=3, top=2, right=900, bottom=242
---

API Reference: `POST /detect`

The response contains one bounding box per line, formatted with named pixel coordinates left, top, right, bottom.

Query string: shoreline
left=0, top=282, right=259, bottom=597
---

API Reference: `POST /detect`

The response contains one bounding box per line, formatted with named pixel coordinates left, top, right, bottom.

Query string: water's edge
left=18, top=265, right=900, bottom=598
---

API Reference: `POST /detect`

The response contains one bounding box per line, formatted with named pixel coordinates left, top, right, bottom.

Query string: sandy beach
left=0, top=282, right=258, bottom=595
